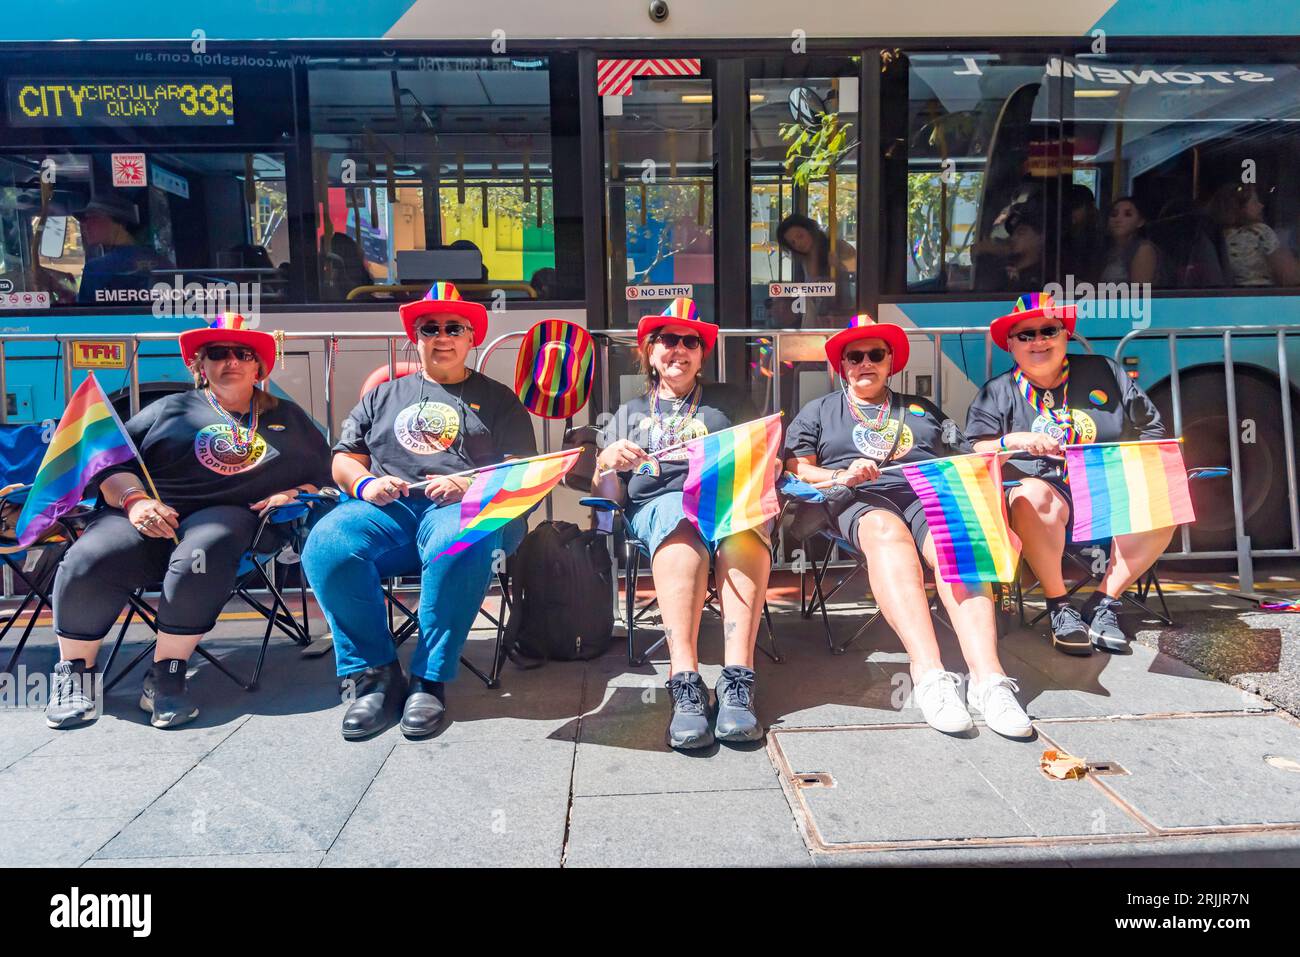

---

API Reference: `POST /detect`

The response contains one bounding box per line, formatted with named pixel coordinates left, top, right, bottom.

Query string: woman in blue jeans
left=302, top=283, right=536, bottom=740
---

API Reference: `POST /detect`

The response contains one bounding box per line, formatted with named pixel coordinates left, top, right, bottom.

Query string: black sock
left=1045, top=594, right=1070, bottom=614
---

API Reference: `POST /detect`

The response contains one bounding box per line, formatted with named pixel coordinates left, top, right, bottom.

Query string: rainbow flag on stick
left=434, top=447, right=582, bottom=560
left=683, top=414, right=782, bottom=542
left=1066, top=439, right=1194, bottom=541
left=15, top=373, right=140, bottom=547
left=902, top=452, right=1021, bottom=584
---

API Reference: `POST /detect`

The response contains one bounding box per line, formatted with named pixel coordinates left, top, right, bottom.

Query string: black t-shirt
left=99, top=390, right=332, bottom=517
left=784, top=390, right=973, bottom=493
left=965, top=353, right=1166, bottom=479
left=602, top=382, right=759, bottom=509
left=334, top=371, right=537, bottom=483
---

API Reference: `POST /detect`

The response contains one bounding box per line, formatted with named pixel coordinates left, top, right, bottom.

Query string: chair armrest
left=580, top=497, right=625, bottom=513
left=1187, top=467, right=1230, bottom=481
left=776, top=473, right=826, bottom=504
left=266, top=501, right=310, bottom=525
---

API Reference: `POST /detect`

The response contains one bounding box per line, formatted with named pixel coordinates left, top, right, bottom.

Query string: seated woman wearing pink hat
left=785, top=318, right=1032, bottom=738
left=45, top=316, right=331, bottom=730
left=593, top=298, right=772, bottom=751
left=966, top=293, right=1169, bottom=655
left=301, top=283, right=537, bottom=741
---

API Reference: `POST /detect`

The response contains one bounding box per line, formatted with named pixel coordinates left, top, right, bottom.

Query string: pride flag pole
left=94, top=373, right=179, bottom=545
left=810, top=449, right=1021, bottom=489
left=591, top=413, right=784, bottom=483
left=406, top=446, right=582, bottom=492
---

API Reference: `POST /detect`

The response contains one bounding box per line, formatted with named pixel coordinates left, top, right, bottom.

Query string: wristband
left=349, top=474, right=376, bottom=499
left=120, top=490, right=149, bottom=511
left=999, top=435, right=1007, bottom=451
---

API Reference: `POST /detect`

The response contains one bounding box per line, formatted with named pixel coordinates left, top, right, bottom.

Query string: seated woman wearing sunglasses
left=301, top=283, right=536, bottom=741
left=45, top=316, right=330, bottom=730
left=785, top=318, right=1032, bottom=738
left=966, top=293, right=1169, bottom=656
left=593, top=298, right=772, bottom=751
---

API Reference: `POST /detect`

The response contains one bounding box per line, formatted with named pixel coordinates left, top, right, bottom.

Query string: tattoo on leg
left=723, top=621, right=738, bottom=639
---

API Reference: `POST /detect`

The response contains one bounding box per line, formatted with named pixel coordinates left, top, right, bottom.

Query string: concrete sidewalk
left=2, top=592, right=1300, bottom=867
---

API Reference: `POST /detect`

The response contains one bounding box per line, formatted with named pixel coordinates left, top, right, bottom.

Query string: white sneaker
left=912, top=669, right=973, bottom=733
left=967, top=674, right=1033, bottom=738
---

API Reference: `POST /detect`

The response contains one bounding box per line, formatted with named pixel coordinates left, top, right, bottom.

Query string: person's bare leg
left=714, top=530, right=771, bottom=669
left=651, top=523, right=710, bottom=676
left=921, top=533, right=1003, bottom=685
left=57, top=637, right=102, bottom=667
left=1008, top=479, right=1070, bottom=597
left=1096, top=527, right=1176, bottom=598
left=857, top=510, right=943, bottom=681
left=155, top=633, right=202, bottom=662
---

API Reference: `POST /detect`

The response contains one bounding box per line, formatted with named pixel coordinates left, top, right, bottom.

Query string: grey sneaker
left=139, top=658, right=199, bottom=729
left=46, top=660, right=98, bottom=729
left=666, top=671, right=713, bottom=750
left=1088, top=599, right=1129, bottom=652
left=1049, top=603, right=1092, bottom=656
left=714, top=666, right=763, bottom=742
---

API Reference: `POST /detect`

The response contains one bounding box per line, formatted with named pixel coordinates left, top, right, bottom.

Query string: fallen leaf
left=1041, top=749, right=1088, bottom=780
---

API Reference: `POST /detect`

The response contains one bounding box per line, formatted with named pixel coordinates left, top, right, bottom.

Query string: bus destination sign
left=7, top=78, right=235, bottom=126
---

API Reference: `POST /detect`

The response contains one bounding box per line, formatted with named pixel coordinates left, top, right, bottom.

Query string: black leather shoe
left=399, top=675, right=446, bottom=739
left=340, top=661, right=406, bottom=740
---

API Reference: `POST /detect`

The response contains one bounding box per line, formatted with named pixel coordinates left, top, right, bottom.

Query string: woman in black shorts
left=785, top=318, right=1031, bottom=738
left=966, top=293, right=1170, bottom=656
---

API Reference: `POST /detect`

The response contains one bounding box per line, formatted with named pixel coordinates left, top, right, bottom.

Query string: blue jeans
left=301, top=495, right=526, bottom=682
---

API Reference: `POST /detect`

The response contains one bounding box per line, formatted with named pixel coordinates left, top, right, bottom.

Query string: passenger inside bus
left=1210, top=183, right=1300, bottom=288
left=773, top=213, right=855, bottom=324
left=974, top=199, right=1046, bottom=292
left=74, top=195, right=164, bottom=305
left=1100, top=196, right=1161, bottom=286
left=321, top=233, right=372, bottom=301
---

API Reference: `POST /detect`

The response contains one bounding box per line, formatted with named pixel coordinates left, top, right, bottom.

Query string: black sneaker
left=46, top=660, right=98, bottom=729
left=714, top=666, right=763, bottom=743
left=1087, top=598, right=1129, bottom=652
left=139, top=659, right=199, bottom=729
left=665, top=671, right=713, bottom=750
left=1049, top=603, right=1092, bottom=656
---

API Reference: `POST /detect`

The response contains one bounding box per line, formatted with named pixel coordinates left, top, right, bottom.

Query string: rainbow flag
left=902, top=452, right=1021, bottom=583
left=683, top=415, right=782, bottom=542
left=434, top=448, right=582, bottom=560
left=1066, top=439, right=1195, bottom=541
left=15, top=373, right=139, bottom=547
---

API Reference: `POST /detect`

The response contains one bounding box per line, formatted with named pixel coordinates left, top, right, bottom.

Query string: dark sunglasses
left=843, top=347, right=890, bottom=366
left=1011, top=325, right=1065, bottom=344
left=652, top=332, right=703, bottom=350
left=417, top=322, right=469, bottom=339
left=203, top=345, right=258, bottom=362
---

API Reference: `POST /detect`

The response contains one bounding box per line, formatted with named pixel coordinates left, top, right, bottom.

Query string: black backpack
left=504, top=520, right=614, bottom=664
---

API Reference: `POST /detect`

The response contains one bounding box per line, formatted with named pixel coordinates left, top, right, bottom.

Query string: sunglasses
left=416, top=322, right=469, bottom=339
left=1011, top=325, right=1065, bottom=344
left=203, top=345, right=258, bottom=362
left=843, top=347, right=889, bottom=366
left=651, top=332, right=704, bottom=350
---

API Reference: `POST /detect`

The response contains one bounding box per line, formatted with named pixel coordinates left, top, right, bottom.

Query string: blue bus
left=0, top=1, right=1297, bottom=561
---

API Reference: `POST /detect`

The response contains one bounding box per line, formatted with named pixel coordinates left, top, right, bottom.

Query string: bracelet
left=120, top=490, right=149, bottom=510
left=830, top=469, right=843, bottom=485
left=352, top=476, right=376, bottom=500
left=999, top=435, right=1008, bottom=450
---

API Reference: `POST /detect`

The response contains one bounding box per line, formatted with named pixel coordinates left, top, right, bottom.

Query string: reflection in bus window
left=749, top=64, right=858, bottom=330
left=308, top=56, right=557, bottom=303
left=604, top=74, right=716, bottom=328
left=0, top=151, right=290, bottom=308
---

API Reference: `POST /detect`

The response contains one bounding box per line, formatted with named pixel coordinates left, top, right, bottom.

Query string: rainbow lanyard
left=649, top=384, right=701, bottom=451
left=844, top=387, right=892, bottom=433
left=1012, top=362, right=1076, bottom=446
left=204, top=389, right=259, bottom=455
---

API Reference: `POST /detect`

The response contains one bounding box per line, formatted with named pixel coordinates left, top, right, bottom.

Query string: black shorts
left=833, top=484, right=931, bottom=553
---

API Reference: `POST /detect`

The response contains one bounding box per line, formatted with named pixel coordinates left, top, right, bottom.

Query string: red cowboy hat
left=635, top=297, right=718, bottom=352
left=990, top=292, right=1077, bottom=351
left=397, top=281, right=489, bottom=346
left=825, top=316, right=911, bottom=375
left=178, top=314, right=277, bottom=373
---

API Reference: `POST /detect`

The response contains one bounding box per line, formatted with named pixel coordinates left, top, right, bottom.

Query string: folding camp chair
left=579, top=496, right=781, bottom=667
left=1010, top=466, right=1230, bottom=629
left=780, top=475, right=964, bottom=654
left=100, top=498, right=318, bottom=693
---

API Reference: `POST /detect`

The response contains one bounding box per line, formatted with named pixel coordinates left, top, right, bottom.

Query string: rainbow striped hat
left=514, top=319, right=595, bottom=420
left=398, top=280, right=489, bottom=345
left=635, top=296, right=718, bottom=351
left=991, top=291, right=1077, bottom=351
left=178, top=313, right=278, bottom=372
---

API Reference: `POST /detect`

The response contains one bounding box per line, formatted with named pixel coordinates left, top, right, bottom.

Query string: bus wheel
left=1153, top=370, right=1297, bottom=552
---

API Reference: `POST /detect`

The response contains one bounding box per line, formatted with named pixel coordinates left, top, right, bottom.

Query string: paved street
left=3, top=582, right=1300, bottom=867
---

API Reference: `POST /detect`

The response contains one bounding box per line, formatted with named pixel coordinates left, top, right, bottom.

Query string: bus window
left=1060, top=55, right=1300, bottom=290
left=604, top=72, right=716, bottom=328
left=748, top=59, right=859, bottom=330
left=0, top=151, right=290, bottom=310
left=307, top=56, right=558, bottom=304
left=884, top=53, right=1059, bottom=295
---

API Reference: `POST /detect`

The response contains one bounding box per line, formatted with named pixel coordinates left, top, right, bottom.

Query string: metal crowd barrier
left=1114, top=325, right=1300, bottom=592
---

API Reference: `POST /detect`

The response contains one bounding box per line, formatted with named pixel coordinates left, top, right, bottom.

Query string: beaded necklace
left=204, top=388, right=259, bottom=456
left=1011, top=361, right=1076, bottom=445
left=649, top=382, right=701, bottom=450
left=844, top=386, right=892, bottom=431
